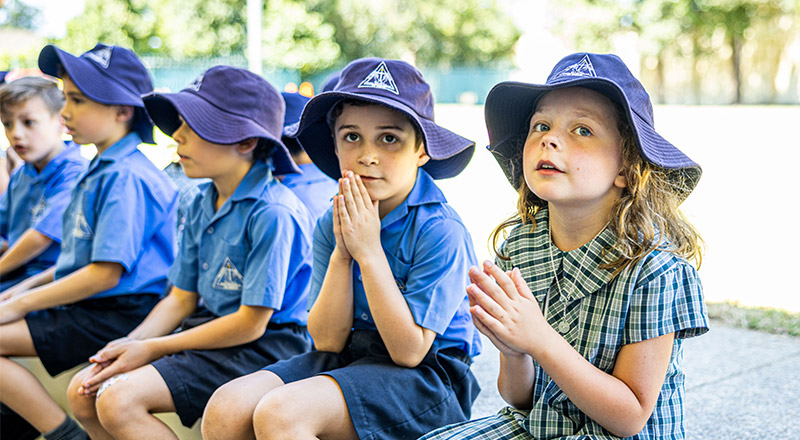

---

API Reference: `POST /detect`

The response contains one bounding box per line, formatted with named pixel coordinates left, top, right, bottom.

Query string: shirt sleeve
left=308, top=209, right=335, bottom=310
left=623, top=254, right=709, bottom=344
left=31, top=165, right=82, bottom=243
left=90, top=172, right=150, bottom=271
left=239, top=203, right=300, bottom=309
left=0, top=189, right=9, bottom=239
left=168, top=198, right=200, bottom=293
left=402, top=217, right=475, bottom=335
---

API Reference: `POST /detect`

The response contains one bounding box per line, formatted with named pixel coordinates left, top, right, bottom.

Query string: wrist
left=330, top=247, right=353, bottom=265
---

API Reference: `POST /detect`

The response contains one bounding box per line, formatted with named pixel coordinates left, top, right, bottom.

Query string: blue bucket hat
left=142, top=65, right=299, bottom=175
left=321, top=71, right=340, bottom=93
left=281, top=91, right=311, bottom=156
left=285, top=58, right=475, bottom=180
left=38, top=43, right=155, bottom=144
left=485, top=52, right=701, bottom=200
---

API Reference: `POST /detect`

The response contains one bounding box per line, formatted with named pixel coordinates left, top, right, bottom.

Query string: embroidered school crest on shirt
left=552, top=54, right=597, bottom=80
left=72, top=206, right=93, bottom=239
left=187, top=73, right=204, bottom=92
left=30, top=197, right=47, bottom=224
left=85, top=46, right=113, bottom=69
left=358, top=61, right=400, bottom=95
left=212, top=257, right=243, bottom=291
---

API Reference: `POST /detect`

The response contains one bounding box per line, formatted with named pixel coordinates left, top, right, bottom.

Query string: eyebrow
left=65, top=90, right=86, bottom=99
left=336, top=124, right=405, bottom=132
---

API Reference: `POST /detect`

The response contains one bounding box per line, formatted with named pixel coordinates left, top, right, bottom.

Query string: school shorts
left=265, top=329, right=480, bottom=440
left=0, top=262, right=50, bottom=292
left=151, top=311, right=312, bottom=427
left=26, top=294, right=161, bottom=376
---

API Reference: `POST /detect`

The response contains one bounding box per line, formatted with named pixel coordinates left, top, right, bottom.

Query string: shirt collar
left=527, top=208, right=619, bottom=301
left=201, top=159, right=274, bottom=220
left=95, top=132, right=142, bottom=164
left=380, top=168, right=446, bottom=227
left=21, top=141, right=80, bottom=180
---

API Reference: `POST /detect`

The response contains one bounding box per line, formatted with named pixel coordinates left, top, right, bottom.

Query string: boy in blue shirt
left=278, top=91, right=338, bottom=221
left=203, top=58, right=481, bottom=440
left=0, top=76, right=88, bottom=292
left=0, top=44, right=177, bottom=440
left=66, top=66, right=314, bottom=439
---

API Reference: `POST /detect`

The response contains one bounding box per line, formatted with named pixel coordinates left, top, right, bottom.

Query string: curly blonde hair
left=490, top=101, right=704, bottom=275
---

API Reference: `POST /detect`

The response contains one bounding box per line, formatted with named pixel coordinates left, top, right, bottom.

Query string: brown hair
left=490, top=99, right=704, bottom=274
left=0, top=76, right=65, bottom=116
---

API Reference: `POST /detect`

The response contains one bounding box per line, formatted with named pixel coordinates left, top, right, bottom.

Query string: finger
left=472, top=312, right=515, bottom=353
left=481, top=260, right=520, bottom=300
left=353, top=174, right=374, bottom=212
left=467, top=283, right=507, bottom=322
left=347, top=172, right=367, bottom=211
left=469, top=304, right=506, bottom=337
left=468, top=266, right=511, bottom=309
left=511, top=267, right=536, bottom=301
left=336, top=195, right=352, bottom=230
left=340, top=176, right=360, bottom=218
left=89, top=344, right=121, bottom=364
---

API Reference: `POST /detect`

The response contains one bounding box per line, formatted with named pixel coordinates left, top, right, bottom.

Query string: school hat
left=321, top=71, right=340, bottom=93
left=142, top=66, right=299, bottom=175
left=0, top=72, right=7, bottom=85
left=281, top=91, right=311, bottom=156
left=285, top=58, right=475, bottom=180
left=485, top=52, right=701, bottom=200
left=38, top=44, right=155, bottom=143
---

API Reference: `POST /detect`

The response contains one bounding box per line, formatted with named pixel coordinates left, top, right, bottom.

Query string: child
left=0, top=76, right=88, bottom=292
left=202, top=58, right=482, bottom=440
left=420, top=53, right=709, bottom=440
left=65, top=65, right=314, bottom=440
left=278, top=91, right=338, bottom=220
left=0, top=43, right=177, bottom=440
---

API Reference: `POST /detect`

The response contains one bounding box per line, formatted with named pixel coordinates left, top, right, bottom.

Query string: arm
left=470, top=262, right=673, bottom=437
left=0, top=262, right=122, bottom=324
left=336, top=172, right=434, bottom=367
left=0, top=266, right=55, bottom=302
left=0, top=229, right=53, bottom=276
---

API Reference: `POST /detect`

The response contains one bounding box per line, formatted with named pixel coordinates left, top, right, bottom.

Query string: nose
left=61, top=103, right=71, bottom=121
left=357, top=142, right=379, bottom=166
left=540, top=129, right=562, bottom=151
left=171, top=121, right=188, bottom=144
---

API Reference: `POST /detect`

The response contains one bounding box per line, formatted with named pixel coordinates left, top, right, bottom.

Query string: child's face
left=171, top=118, right=249, bottom=180
left=1, top=96, right=64, bottom=170
left=61, top=75, right=125, bottom=150
left=334, top=103, right=429, bottom=216
left=522, top=87, right=627, bottom=212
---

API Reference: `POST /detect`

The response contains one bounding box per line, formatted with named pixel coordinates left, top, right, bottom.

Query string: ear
left=115, top=105, right=134, bottom=123
left=614, top=168, right=628, bottom=189
left=236, top=138, right=258, bottom=156
left=416, top=142, right=430, bottom=167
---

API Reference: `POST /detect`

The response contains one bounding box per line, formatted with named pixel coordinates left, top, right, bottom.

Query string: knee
left=67, top=370, right=97, bottom=421
left=253, top=391, right=300, bottom=440
left=202, top=384, right=255, bottom=440
left=94, top=375, right=135, bottom=431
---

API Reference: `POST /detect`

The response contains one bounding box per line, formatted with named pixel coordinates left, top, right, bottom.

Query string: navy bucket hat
left=38, top=43, right=155, bottom=144
left=285, top=58, right=475, bottom=180
left=485, top=52, right=701, bottom=200
left=281, top=91, right=311, bottom=156
left=142, top=66, right=299, bottom=175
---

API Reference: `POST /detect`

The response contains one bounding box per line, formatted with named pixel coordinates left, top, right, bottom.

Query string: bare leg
left=253, top=375, right=358, bottom=440
left=94, top=364, right=177, bottom=440
left=67, top=366, right=114, bottom=440
left=0, top=320, right=68, bottom=433
left=202, top=370, right=286, bottom=440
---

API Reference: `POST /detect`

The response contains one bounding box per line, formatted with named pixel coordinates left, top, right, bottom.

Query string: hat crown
left=184, top=65, right=284, bottom=140
left=547, top=53, right=655, bottom=124
left=334, top=58, right=434, bottom=121
left=80, top=43, right=153, bottom=96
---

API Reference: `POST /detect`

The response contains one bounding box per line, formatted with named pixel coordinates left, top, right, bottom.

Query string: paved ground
left=467, top=321, right=800, bottom=439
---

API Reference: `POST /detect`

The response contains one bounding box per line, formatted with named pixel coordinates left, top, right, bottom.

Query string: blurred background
left=2, top=0, right=800, bottom=315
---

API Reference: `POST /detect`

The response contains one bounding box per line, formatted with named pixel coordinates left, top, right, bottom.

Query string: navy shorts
left=0, top=262, right=50, bottom=292
left=265, top=329, right=480, bottom=440
left=26, top=294, right=161, bottom=376
left=151, top=311, right=312, bottom=427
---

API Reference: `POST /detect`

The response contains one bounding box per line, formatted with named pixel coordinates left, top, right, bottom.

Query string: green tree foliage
left=0, top=0, right=41, bottom=30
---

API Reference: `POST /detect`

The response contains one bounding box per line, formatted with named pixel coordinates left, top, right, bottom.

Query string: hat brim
left=39, top=45, right=155, bottom=143
left=485, top=80, right=701, bottom=200
left=143, top=91, right=299, bottom=174
left=285, top=91, right=475, bottom=180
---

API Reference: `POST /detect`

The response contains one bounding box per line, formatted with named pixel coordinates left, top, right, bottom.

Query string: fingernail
left=483, top=260, right=493, bottom=268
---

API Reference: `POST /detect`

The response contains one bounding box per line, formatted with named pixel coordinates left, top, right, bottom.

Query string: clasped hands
left=332, top=170, right=382, bottom=262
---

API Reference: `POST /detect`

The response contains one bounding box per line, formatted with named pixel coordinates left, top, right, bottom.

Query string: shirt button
left=558, top=322, right=570, bottom=334
left=360, top=313, right=369, bottom=321
left=202, top=262, right=210, bottom=270
left=206, top=226, right=214, bottom=234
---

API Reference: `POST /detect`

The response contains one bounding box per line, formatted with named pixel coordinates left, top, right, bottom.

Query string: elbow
left=95, top=265, right=123, bottom=291
left=605, top=414, right=649, bottom=438
left=388, top=348, right=426, bottom=369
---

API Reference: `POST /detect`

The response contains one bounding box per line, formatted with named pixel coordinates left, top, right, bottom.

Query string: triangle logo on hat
left=187, top=73, right=204, bottom=92
left=84, top=46, right=113, bottom=69
left=358, top=61, right=399, bottom=95
left=553, top=54, right=597, bottom=80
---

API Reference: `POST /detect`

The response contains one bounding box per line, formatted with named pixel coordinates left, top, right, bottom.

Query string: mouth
left=357, top=175, right=380, bottom=182
left=536, top=160, right=563, bottom=173
left=13, top=145, right=28, bottom=154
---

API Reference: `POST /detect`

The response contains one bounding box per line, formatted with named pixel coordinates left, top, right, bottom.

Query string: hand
left=0, top=299, right=26, bottom=324
left=335, top=170, right=382, bottom=262
left=331, top=178, right=352, bottom=262
left=467, top=261, right=548, bottom=356
left=78, top=338, right=159, bottom=395
left=0, top=283, right=28, bottom=303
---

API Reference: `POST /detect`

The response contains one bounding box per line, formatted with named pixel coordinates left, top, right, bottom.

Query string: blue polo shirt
left=0, top=142, right=87, bottom=266
left=310, top=168, right=482, bottom=356
left=55, top=133, right=178, bottom=298
left=281, top=163, right=338, bottom=221
left=169, top=159, right=313, bottom=324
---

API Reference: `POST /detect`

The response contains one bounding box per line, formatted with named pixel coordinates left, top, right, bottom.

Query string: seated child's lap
left=151, top=310, right=311, bottom=427
left=265, top=329, right=479, bottom=440
left=26, top=294, right=160, bottom=376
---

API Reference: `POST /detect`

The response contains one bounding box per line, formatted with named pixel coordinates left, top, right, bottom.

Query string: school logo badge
left=552, top=54, right=597, bottom=80
left=358, top=61, right=399, bottom=95
left=187, top=73, right=204, bottom=92
left=72, top=207, right=93, bottom=240
left=85, top=46, right=113, bottom=69
left=30, top=198, right=47, bottom=224
left=212, top=257, right=243, bottom=291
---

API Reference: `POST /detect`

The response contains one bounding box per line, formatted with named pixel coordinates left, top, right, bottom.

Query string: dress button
left=207, top=226, right=214, bottom=234
left=558, top=321, right=570, bottom=334
left=361, top=313, right=369, bottom=321
left=202, top=262, right=210, bottom=270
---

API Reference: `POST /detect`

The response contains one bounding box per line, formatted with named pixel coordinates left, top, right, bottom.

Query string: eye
left=573, top=126, right=592, bottom=137
left=381, top=134, right=398, bottom=144
left=531, top=122, right=549, bottom=132
left=343, top=132, right=359, bottom=142
left=24, top=119, right=36, bottom=127
left=1, top=121, right=10, bottom=130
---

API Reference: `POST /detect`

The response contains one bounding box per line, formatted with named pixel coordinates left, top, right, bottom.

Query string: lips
left=536, top=160, right=563, bottom=173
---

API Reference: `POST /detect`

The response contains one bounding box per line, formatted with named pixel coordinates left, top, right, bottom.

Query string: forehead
left=336, top=103, right=413, bottom=129
left=535, top=87, right=618, bottom=121
left=0, top=95, right=52, bottom=118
